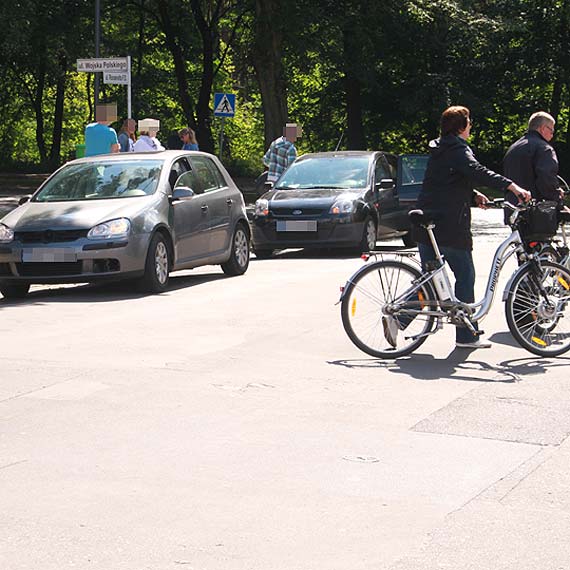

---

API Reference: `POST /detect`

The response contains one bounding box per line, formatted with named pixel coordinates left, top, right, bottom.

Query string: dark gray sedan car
left=251, top=151, right=427, bottom=257
left=0, top=151, right=250, bottom=298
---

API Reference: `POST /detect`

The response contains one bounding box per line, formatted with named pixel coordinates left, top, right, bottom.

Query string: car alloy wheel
left=139, top=232, right=171, bottom=293
left=154, top=241, right=169, bottom=284
left=361, top=217, right=376, bottom=252
left=221, top=223, right=250, bottom=276
left=234, top=227, right=249, bottom=269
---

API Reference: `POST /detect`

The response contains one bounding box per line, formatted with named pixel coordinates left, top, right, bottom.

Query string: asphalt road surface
left=1, top=208, right=569, bottom=570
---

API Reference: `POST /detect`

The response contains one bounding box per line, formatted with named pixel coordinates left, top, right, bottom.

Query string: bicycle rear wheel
left=341, top=260, right=437, bottom=358
left=505, top=260, right=570, bottom=356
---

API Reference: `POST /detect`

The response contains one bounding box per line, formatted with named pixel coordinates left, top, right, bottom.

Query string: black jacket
left=503, top=130, right=560, bottom=202
left=414, top=135, right=511, bottom=250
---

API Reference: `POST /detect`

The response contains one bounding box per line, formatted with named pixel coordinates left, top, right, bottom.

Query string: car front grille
left=16, top=261, right=83, bottom=277
left=271, top=207, right=325, bottom=217
left=15, top=229, right=88, bottom=244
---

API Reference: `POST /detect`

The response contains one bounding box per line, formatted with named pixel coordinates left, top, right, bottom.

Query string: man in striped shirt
left=263, top=123, right=301, bottom=184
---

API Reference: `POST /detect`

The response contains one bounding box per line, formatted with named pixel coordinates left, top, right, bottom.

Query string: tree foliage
left=0, top=0, right=568, bottom=178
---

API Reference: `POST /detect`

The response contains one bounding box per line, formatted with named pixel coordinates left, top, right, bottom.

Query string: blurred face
left=539, top=121, right=555, bottom=142
left=180, top=132, right=190, bottom=144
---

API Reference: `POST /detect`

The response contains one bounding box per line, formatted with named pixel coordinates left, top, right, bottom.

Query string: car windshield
left=33, top=160, right=163, bottom=202
left=276, top=156, right=370, bottom=190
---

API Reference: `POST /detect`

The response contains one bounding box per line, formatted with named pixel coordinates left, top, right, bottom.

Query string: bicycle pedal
left=475, top=330, right=485, bottom=336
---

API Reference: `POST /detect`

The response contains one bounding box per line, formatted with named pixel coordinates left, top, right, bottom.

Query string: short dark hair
left=440, top=106, right=470, bottom=136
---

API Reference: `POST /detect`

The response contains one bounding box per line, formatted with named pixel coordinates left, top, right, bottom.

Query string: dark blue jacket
left=503, top=130, right=559, bottom=202
left=414, top=135, right=511, bottom=250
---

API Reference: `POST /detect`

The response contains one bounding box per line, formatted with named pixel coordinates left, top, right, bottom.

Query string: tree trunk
left=156, top=0, right=197, bottom=129
left=252, top=0, right=288, bottom=150
left=49, top=53, right=67, bottom=169
left=34, top=49, right=48, bottom=166
left=190, top=0, right=216, bottom=154
left=341, top=15, right=366, bottom=150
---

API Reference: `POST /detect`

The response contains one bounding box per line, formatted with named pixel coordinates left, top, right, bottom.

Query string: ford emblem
left=292, top=209, right=302, bottom=215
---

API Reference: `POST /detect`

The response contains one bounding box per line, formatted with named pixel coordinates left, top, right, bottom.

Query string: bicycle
left=528, top=175, right=570, bottom=265
left=339, top=199, right=570, bottom=358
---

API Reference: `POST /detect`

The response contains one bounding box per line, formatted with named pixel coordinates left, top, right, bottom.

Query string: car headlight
left=87, top=218, right=131, bottom=240
left=329, top=199, right=355, bottom=215
left=0, top=223, right=14, bottom=243
left=255, top=198, right=269, bottom=216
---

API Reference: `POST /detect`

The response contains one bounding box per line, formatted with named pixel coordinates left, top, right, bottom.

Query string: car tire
left=0, top=281, right=30, bottom=299
left=360, top=217, right=377, bottom=253
left=402, top=232, right=415, bottom=248
left=221, top=223, right=250, bottom=276
left=253, top=248, right=273, bottom=259
left=139, top=233, right=170, bottom=293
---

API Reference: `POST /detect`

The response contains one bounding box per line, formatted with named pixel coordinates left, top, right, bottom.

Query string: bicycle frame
left=341, top=207, right=550, bottom=330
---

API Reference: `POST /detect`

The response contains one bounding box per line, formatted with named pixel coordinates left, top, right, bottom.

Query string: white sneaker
left=455, top=339, right=492, bottom=349
left=382, top=316, right=399, bottom=348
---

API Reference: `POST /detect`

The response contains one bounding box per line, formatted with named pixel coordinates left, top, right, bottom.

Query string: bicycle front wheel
left=341, top=260, right=437, bottom=358
left=505, top=260, right=570, bottom=356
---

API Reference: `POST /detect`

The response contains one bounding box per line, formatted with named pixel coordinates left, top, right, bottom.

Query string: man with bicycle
left=503, top=111, right=563, bottom=206
left=414, top=106, right=530, bottom=349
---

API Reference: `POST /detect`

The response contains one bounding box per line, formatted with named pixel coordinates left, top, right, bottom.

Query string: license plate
left=22, top=248, right=77, bottom=262
left=276, top=220, right=317, bottom=232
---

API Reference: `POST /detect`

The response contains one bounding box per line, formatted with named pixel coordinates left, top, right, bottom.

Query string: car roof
left=70, top=150, right=209, bottom=165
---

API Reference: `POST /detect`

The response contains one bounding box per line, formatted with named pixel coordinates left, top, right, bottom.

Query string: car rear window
left=34, top=160, right=163, bottom=202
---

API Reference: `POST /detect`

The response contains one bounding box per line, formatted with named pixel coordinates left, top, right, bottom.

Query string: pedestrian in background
left=133, top=118, right=165, bottom=152
left=179, top=127, right=199, bottom=150
left=262, top=123, right=301, bottom=185
left=118, top=118, right=136, bottom=152
left=84, top=103, right=120, bottom=156
left=503, top=111, right=563, bottom=208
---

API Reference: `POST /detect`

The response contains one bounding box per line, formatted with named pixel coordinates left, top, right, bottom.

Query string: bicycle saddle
left=408, top=209, right=442, bottom=226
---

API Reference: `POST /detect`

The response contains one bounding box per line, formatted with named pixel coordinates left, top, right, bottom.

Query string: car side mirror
left=18, top=195, right=31, bottom=205
left=376, top=178, right=395, bottom=191
left=170, top=187, right=195, bottom=202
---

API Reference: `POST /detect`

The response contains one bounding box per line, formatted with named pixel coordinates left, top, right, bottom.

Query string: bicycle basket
left=519, top=200, right=559, bottom=241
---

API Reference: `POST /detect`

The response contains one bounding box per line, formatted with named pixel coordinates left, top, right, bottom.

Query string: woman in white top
left=133, top=118, right=165, bottom=152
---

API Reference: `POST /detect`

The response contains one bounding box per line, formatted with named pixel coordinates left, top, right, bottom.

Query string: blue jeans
left=418, top=243, right=478, bottom=343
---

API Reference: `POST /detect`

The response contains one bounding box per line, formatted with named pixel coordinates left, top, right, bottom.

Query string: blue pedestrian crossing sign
left=214, top=93, right=236, bottom=117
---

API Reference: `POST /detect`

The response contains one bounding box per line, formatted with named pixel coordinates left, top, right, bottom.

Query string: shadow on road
left=252, top=243, right=411, bottom=261
left=488, top=331, right=520, bottom=348
left=330, top=348, right=570, bottom=383
left=0, top=272, right=225, bottom=305
left=328, top=351, right=520, bottom=383
left=252, top=248, right=359, bottom=261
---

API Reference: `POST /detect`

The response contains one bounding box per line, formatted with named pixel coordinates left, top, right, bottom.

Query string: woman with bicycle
left=413, top=105, right=531, bottom=349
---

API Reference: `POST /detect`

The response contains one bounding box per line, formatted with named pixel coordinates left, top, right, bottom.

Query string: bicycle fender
left=339, top=259, right=421, bottom=302
left=502, top=261, right=532, bottom=301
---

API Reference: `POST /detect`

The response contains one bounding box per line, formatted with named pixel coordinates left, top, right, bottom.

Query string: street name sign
left=103, top=72, right=129, bottom=85
left=77, top=58, right=128, bottom=72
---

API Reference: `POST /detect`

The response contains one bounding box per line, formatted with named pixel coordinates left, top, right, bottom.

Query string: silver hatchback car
left=0, top=151, right=250, bottom=298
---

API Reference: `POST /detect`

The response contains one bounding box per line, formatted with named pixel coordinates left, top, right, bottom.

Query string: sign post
left=213, top=93, right=236, bottom=158
left=77, top=57, right=132, bottom=118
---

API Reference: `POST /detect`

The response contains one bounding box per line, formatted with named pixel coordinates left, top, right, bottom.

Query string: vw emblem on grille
left=292, top=209, right=303, bottom=215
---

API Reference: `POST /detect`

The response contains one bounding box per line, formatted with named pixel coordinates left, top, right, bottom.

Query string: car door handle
left=226, top=198, right=233, bottom=205
left=201, top=204, right=208, bottom=212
